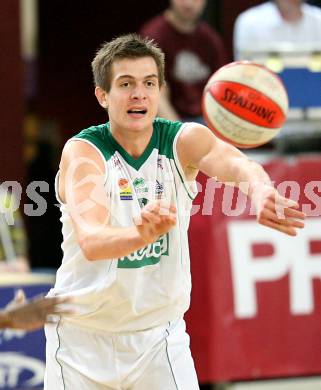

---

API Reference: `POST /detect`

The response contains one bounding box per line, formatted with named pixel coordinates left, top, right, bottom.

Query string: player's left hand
left=253, top=185, right=306, bottom=236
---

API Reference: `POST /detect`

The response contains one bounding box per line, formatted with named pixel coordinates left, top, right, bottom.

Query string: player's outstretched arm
left=177, top=123, right=305, bottom=236
left=59, top=141, right=176, bottom=261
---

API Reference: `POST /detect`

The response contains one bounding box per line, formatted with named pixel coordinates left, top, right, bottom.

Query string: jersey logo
left=118, top=233, right=169, bottom=268
left=155, top=180, right=164, bottom=199
left=112, top=155, right=122, bottom=170
left=133, top=177, right=148, bottom=195
left=118, top=178, right=133, bottom=200
left=138, top=197, right=148, bottom=208
left=157, top=156, right=164, bottom=170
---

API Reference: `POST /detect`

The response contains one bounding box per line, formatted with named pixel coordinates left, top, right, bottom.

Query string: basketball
left=202, top=61, right=289, bottom=148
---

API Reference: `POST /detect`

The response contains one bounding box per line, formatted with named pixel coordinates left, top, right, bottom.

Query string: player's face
left=170, top=0, right=206, bottom=23
left=106, top=57, right=160, bottom=133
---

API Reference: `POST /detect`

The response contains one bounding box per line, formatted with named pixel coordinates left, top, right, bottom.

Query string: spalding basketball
left=202, top=61, right=289, bottom=148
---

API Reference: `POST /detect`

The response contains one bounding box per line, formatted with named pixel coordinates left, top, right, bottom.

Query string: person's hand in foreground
left=0, top=290, right=71, bottom=331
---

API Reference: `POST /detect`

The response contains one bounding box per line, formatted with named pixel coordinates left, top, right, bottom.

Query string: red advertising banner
left=186, top=156, right=321, bottom=383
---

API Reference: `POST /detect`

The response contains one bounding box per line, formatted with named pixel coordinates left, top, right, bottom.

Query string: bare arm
left=177, top=124, right=305, bottom=236
left=59, top=141, right=176, bottom=261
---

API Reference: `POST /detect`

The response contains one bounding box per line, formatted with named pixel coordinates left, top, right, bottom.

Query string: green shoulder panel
left=72, top=123, right=114, bottom=161
left=72, top=119, right=183, bottom=164
left=154, top=118, right=183, bottom=159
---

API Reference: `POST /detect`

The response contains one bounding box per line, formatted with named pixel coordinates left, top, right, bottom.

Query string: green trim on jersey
left=105, top=123, right=157, bottom=170
left=72, top=123, right=114, bottom=161
left=173, top=157, right=196, bottom=201
left=72, top=118, right=183, bottom=169
left=72, top=118, right=196, bottom=201
left=154, top=117, right=182, bottom=160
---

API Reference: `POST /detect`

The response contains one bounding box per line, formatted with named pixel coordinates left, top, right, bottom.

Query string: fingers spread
left=140, top=201, right=177, bottom=223
left=258, top=192, right=306, bottom=234
left=260, top=218, right=297, bottom=236
left=259, top=208, right=305, bottom=229
left=161, top=213, right=176, bottom=226
left=271, top=192, right=299, bottom=208
left=141, top=209, right=161, bottom=224
left=283, top=207, right=306, bottom=220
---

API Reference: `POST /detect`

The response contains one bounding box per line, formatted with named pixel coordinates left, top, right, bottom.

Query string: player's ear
left=95, top=86, right=109, bottom=109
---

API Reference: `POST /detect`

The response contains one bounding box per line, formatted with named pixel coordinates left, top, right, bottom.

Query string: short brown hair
left=91, top=33, right=165, bottom=92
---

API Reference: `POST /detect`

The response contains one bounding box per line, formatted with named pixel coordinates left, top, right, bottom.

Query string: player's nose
left=131, top=84, right=146, bottom=100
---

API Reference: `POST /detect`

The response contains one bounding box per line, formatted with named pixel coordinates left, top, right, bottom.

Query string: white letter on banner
left=289, top=219, right=321, bottom=314
left=227, top=219, right=321, bottom=318
left=227, top=220, right=291, bottom=318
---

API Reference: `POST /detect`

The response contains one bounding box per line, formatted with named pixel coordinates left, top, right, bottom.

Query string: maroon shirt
left=140, top=14, right=226, bottom=118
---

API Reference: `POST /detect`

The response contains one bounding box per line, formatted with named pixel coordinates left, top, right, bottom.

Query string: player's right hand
left=134, top=200, right=177, bottom=244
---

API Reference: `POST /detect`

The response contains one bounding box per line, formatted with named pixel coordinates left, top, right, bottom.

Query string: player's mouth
left=127, top=108, right=148, bottom=118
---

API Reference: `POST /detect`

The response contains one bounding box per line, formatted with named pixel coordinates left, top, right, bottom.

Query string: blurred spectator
left=0, top=188, right=29, bottom=272
left=140, top=0, right=226, bottom=123
left=234, top=0, right=321, bottom=59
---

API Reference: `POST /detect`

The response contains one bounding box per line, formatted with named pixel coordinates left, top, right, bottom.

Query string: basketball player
left=44, top=34, right=305, bottom=389
left=0, top=290, right=69, bottom=331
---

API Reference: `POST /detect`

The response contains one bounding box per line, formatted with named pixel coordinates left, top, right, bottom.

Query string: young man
left=140, top=0, right=226, bottom=123
left=44, top=34, right=305, bottom=390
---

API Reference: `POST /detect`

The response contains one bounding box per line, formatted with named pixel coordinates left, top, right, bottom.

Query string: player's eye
left=146, top=80, right=156, bottom=87
left=120, top=81, right=130, bottom=88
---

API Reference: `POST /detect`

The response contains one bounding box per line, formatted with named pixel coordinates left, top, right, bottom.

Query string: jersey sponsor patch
left=155, top=180, right=164, bottom=199
left=157, top=156, right=164, bottom=170
left=138, top=197, right=148, bottom=208
left=118, top=233, right=169, bottom=268
left=118, top=178, right=133, bottom=200
left=112, top=155, right=122, bottom=170
left=133, top=177, right=148, bottom=195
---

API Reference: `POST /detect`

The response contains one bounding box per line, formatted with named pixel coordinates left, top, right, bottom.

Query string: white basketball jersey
left=50, top=118, right=197, bottom=332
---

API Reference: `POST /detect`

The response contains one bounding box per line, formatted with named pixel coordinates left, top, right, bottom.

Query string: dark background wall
left=36, top=0, right=168, bottom=140
left=0, top=0, right=24, bottom=184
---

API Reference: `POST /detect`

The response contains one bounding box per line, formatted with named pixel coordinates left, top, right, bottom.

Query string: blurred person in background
left=0, top=188, right=29, bottom=272
left=140, top=0, right=226, bottom=123
left=234, top=0, right=321, bottom=59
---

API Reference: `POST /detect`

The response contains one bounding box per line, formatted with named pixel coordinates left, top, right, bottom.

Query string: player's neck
left=165, top=9, right=198, bottom=34
left=109, top=125, right=153, bottom=159
left=276, top=2, right=302, bottom=22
